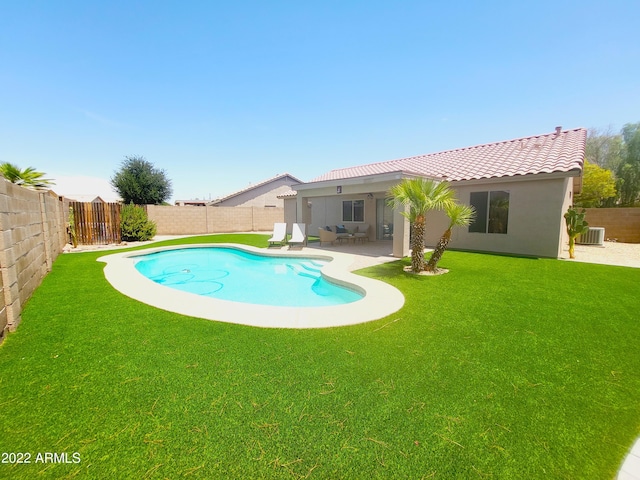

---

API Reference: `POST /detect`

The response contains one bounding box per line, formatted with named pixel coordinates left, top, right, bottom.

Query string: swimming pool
left=132, top=247, right=363, bottom=307
left=98, top=244, right=405, bottom=329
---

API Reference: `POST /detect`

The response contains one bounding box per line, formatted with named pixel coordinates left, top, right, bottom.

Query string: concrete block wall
left=147, top=205, right=284, bottom=235
left=0, top=180, right=67, bottom=343
left=584, top=208, right=640, bottom=243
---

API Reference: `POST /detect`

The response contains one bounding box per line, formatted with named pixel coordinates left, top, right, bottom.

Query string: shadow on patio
left=302, top=240, right=399, bottom=270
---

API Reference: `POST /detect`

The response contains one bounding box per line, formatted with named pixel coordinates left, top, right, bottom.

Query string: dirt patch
left=403, top=266, right=449, bottom=276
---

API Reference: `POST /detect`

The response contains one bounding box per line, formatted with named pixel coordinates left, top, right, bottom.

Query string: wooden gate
left=70, top=202, right=121, bottom=245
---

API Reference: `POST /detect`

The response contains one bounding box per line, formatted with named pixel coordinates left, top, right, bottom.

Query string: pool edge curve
left=97, top=243, right=405, bottom=329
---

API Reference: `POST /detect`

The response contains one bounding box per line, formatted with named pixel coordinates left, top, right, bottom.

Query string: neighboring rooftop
left=309, top=127, right=586, bottom=184
left=64, top=194, right=109, bottom=203
left=174, top=199, right=209, bottom=206
left=210, top=173, right=302, bottom=206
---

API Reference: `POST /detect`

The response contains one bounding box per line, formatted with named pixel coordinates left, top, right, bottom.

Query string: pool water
left=133, top=247, right=364, bottom=307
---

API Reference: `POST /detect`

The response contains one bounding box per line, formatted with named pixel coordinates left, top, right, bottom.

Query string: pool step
left=299, top=261, right=323, bottom=274
left=286, top=263, right=322, bottom=279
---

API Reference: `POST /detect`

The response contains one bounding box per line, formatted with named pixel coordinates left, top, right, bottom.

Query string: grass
left=0, top=233, right=639, bottom=479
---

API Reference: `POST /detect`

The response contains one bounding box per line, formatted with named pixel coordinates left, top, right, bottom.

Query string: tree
left=564, top=207, right=589, bottom=259
left=574, top=160, right=617, bottom=208
left=586, top=127, right=624, bottom=172
left=387, top=178, right=456, bottom=273
left=616, top=123, right=640, bottom=206
left=110, top=156, right=172, bottom=205
left=0, top=162, right=54, bottom=188
left=425, top=202, right=475, bottom=272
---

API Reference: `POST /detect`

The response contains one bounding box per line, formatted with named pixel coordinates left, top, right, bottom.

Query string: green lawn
left=0, top=234, right=638, bottom=479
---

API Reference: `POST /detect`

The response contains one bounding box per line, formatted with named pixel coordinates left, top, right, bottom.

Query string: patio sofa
left=321, top=224, right=370, bottom=245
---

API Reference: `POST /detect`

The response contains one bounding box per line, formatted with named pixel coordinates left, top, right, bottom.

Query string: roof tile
left=310, top=128, right=586, bottom=183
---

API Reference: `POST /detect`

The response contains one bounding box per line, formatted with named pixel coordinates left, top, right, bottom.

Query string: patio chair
left=354, top=224, right=370, bottom=243
left=289, top=223, right=307, bottom=248
left=268, top=222, right=287, bottom=246
left=318, top=227, right=338, bottom=246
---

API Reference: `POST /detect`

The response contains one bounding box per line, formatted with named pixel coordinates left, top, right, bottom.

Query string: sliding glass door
left=376, top=198, right=394, bottom=241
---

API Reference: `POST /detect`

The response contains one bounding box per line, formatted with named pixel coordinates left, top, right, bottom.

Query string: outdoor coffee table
left=338, top=234, right=356, bottom=245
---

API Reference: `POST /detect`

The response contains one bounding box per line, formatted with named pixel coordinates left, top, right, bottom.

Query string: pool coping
left=97, top=243, right=405, bottom=329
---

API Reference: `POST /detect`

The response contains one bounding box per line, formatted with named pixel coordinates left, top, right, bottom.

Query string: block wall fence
left=0, top=180, right=68, bottom=343
left=584, top=208, right=640, bottom=243
left=146, top=205, right=284, bottom=235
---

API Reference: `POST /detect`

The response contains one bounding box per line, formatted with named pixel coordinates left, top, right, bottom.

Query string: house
left=175, top=199, right=208, bottom=206
left=209, top=173, right=302, bottom=208
left=283, top=127, right=586, bottom=258
left=63, top=194, right=108, bottom=203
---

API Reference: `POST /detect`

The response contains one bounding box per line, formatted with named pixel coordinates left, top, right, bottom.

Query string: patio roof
left=309, top=127, right=586, bottom=184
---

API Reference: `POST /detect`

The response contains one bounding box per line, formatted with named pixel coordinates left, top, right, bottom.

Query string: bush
left=120, top=203, right=157, bottom=241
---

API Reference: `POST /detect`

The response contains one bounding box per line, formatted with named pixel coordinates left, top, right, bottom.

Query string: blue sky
left=1, top=1, right=638, bottom=202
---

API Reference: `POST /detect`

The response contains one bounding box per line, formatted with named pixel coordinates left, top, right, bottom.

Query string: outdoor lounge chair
left=318, top=227, right=338, bottom=245
left=289, top=223, right=307, bottom=248
left=268, top=222, right=287, bottom=246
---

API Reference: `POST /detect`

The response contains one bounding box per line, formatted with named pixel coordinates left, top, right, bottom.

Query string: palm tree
left=0, top=162, right=54, bottom=189
left=426, top=203, right=476, bottom=272
left=387, top=178, right=456, bottom=273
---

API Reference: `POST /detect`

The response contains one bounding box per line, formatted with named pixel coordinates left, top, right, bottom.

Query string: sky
left=1, top=1, right=639, bottom=203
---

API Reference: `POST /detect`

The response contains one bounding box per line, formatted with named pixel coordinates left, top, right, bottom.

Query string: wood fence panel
left=70, top=202, right=121, bottom=245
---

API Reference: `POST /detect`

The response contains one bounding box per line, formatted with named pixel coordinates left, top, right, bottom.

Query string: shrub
left=120, top=203, right=157, bottom=242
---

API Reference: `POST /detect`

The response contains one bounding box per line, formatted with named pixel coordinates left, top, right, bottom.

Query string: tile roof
left=310, top=127, right=586, bottom=183
left=277, top=189, right=298, bottom=198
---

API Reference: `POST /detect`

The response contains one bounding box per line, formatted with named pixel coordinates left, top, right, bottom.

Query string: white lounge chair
left=268, top=222, right=287, bottom=246
left=289, top=223, right=306, bottom=248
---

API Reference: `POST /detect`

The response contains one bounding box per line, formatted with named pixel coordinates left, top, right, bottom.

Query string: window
left=469, top=191, right=509, bottom=234
left=342, top=200, right=364, bottom=222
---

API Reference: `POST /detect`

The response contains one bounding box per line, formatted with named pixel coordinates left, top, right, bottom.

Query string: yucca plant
left=564, top=206, right=589, bottom=259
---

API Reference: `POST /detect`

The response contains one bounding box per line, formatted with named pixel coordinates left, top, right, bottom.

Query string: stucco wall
left=214, top=177, right=300, bottom=207
left=283, top=198, right=298, bottom=233
left=146, top=205, right=284, bottom=235
left=583, top=208, right=640, bottom=243
left=302, top=194, right=377, bottom=240
left=0, top=180, right=67, bottom=342
left=422, top=177, right=572, bottom=258
left=290, top=174, right=574, bottom=258
left=216, top=184, right=296, bottom=208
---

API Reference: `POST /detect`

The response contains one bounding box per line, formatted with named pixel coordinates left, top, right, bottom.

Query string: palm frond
left=387, top=178, right=456, bottom=221
left=0, top=162, right=54, bottom=188
left=446, top=203, right=476, bottom=228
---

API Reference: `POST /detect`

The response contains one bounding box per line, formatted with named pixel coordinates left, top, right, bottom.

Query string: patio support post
left=392, top=206, right=410, bottom=258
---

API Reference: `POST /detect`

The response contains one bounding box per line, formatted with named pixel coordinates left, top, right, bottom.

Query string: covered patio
left=297, top=239, right=401, bottom=271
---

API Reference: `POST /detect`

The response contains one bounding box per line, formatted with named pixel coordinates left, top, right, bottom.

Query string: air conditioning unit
left=577, top=227, right=605, bottom=246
